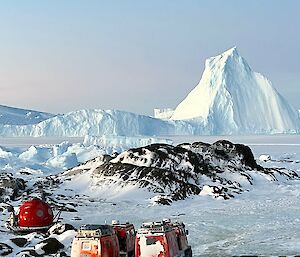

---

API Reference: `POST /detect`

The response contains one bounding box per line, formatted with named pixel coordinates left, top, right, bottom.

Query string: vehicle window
left=146, top=237, right=157, bottom=245
left=82, top=242, right=91, bottom=250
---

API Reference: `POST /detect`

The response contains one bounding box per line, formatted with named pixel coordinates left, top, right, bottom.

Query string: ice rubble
left=0, top=142, right=104, bottom=178
left=0, top=136, right=173, bottom=178
left=83, top=135, right=173, bottom=153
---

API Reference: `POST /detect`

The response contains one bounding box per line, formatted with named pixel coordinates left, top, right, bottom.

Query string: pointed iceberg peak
left=171, top=47, right=300, bottom=134
left=205, top=46, right=241, bottom=69
left=225, top=46, right=238, bottom=53
left=217, top=46, right=240, bottom=61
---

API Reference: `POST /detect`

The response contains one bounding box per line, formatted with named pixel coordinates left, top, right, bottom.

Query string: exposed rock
left=94, top=143, right=205, bottom=201
left=150, top=195, right=173, bottom=205
left=10, top=237, right=28, bottom=247
left=63, top=155, right=112, bottom=177
left=48, top=223, right=75, bottom=235
left=0, top=243, right=13, bottom=256
left=57, top=252, right=67, bottom=257
left=185, top=140, right=262, bottom=170
left=70, top=141, right=298, bottom=202
left=36, top=238, right=64, bottom=255
left=0, top=173, right=26, bottom=202
left=16, top=249, right=41, bottom=257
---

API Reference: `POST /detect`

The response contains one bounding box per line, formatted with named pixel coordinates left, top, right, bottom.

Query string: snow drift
left=171, top=47, right=300, bottom=134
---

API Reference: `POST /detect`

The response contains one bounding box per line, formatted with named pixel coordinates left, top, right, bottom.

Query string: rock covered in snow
left=0, top=243, right=13, bottom=256
left=10, top=238, right=28, bottom=247
left=66, top=141, right=298, bottom=203
left=48, top=223, right=76, bottom=235
left=179, top=140, right=262, bottom=170
left=0, top=221, right=76, bottom=257
left=35, top=238, right=64, bottom=255
left=98, top=143, right=205, bottom=200
left=171, top=47, right=300, bottom=134
left=0, top=173, right=26, bottom=201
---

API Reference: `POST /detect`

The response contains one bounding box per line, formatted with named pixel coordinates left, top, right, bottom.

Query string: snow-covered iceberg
left=0, top=48, right=299, bottom=136
left=0, top=105, right=54, bottom=125
left=0, top=109, right=200, bottom=137
left=171, top=47, right=300, bottom=134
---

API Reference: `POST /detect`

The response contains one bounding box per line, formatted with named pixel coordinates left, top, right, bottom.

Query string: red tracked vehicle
left=112, top=220, right=136, bottom=257
left=135, top=219, right=192, bottom=257
left=71, top=221, right=136, bottom=257
left=70, top=219, right=192, bottom=257
left=6, top=197, right=55, bottom=232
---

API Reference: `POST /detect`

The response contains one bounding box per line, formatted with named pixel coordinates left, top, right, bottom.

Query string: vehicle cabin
left=171, top=222, right=191, bottom=255
left=71, top=224, right=120, bottom=257
left=135, top=220, right=192, bottom=257
left=112, top=220, right=136, bottom=257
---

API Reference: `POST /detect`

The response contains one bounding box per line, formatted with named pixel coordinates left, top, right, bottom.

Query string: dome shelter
left=7, top=197, right=55, bottom=232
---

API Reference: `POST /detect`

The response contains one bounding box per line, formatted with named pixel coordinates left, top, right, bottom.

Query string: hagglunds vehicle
left=71, top=221, right=136, bottom=257
left=70, top=219, right=192, bottom=257
left=135, top=219, right=192, bottom=257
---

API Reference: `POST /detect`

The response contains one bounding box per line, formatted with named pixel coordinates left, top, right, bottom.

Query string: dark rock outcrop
left=10, top=237, right=28, bottom=247
left=66, top=141, right=299, bottom=203
left=48, top=223, right=75, bottom=235
left=36, top=238, right=64, bottom=255
left=0, top=173, right=26, bottom=202
left=0, top=243, right=13, bottom=256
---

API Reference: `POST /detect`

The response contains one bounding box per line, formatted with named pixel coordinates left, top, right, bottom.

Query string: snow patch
left=259, top=154, right=271, bottom=162
left=139, top=234, right=164, bottom=256
left=154, top=108, right=174, bottom=119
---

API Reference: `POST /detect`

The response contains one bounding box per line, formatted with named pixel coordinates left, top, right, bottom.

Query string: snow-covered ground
left=0, top=135, right=300, bottom=256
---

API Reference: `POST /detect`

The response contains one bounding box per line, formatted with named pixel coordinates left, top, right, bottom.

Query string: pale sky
left=0, top=0, right=299, bottom=115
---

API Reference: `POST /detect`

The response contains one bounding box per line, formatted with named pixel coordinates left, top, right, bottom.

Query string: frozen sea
left=1, top=134, right=300, bottom=256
